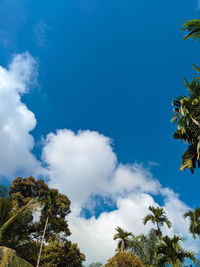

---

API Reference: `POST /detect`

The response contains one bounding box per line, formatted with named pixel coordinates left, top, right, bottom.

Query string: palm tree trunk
left=156, top=222, right=162, bottom=236
left=36, top=215, right=49, bottom=267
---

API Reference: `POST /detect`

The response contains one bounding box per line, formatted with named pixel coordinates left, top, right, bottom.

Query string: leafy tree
left=143, top=206, right=171, bottom=236
left=113, top=226, right=132, bottom=252
left=9, top=177, right=71, bottom=242
left=40, top=239, right=85, bottom=267
left=104, top=251, right=144, bottom=267
left=4, top=177, right=85, bottom=266
left=36, top=189, right=66, bottom=267
left=128, top=229, right=159, bottom=266
left=184, top=207, right=200, bottom=239
left=157, top=235, right=197, bottom=267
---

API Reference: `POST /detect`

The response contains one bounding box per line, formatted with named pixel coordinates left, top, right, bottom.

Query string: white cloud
left=68, top=194, right=156, bottom=264
left=42, top=129, right=117, bottom=210
left=110, top=163, right=160, bottom=196
left=68, top=190, right=198, bottom=265
left=41, top=129, right=197, bottom=264
left=0, top=52, right=46, bottom=178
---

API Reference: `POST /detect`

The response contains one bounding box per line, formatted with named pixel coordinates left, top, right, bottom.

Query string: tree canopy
left=143, top=206, right=171, bottom=236
left=0, top=176, right=85, bottom=267
left=104, top=251, right=144, bottom=267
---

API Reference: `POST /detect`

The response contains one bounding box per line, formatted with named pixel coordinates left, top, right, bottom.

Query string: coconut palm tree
left=0, top=186, right=35, bottom=244
left=143, top=206, right=171, bottom=236
left=128, top=229, right=159, bottom=266
left=157, top=235, right=197, bottom=267
left=113, top=226, right=132, bottom=252
left=184, top=207, right=200, bottom=239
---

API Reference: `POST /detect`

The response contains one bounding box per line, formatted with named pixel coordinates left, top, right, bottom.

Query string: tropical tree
left=171, top=18, right=200, bottom=173
left=157, top=235, right=197, bottom=267
left=40, top=238, right=85, bottom=267
left=182, top=19, right=200, bottom=40
left=0, top=185, right=36, bottom=246
left=104, top=251, right=144, bottom=267
left=36, top=189, right=60, bottom=267
left=0, top=185, right=11, bottom=235
left=7, top=177, right=85, bottom=266
left=143, top=206, right=171, bottom=236
left=184, top=207, right=200, bottom=239
left=128, top=229, right=159, bottom=266
left=113, top=226, right=132, bottom=252
left=171, top=73, right=200, bottom=173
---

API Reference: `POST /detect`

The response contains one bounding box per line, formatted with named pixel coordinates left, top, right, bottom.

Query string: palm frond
left=182, top=19, right=200, bottom=40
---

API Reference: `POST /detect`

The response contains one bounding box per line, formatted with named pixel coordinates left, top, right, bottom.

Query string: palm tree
left=128, top=229, right=159, bottom=266
left=143, top=206, right=171, bottom=236
left=0, top=186, right=35, bottom=244
left=36, top=189, right=59, bottom=267
left=157, top=235, right=197, bottom=267
left=113, top=226, right=132, bottom=252
left=182, top=19, right=200, bottom=40
left=171, top=76, right=200, bottom=173
left=171, top=18, right=200, bottom=173
left=184, top=207, right=200, bottom=239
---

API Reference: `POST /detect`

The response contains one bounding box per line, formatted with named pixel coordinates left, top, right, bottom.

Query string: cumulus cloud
left=41, top=128, right=197, bottom=264
left=0, top=52, right=46, bottom=178
left=68, top=193, right=156, bottom=264
left=68, top=190, right=198, bottom=264
left=42, top=129, right=117, bottom=210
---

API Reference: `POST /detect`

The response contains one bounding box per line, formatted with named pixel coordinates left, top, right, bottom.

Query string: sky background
left=1, top=0, right=200, bottom=265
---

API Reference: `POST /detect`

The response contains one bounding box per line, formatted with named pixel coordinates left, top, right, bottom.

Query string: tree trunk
left=156, top=222, right=162, bottom=237
left=36, top=215, right=49, bottom=267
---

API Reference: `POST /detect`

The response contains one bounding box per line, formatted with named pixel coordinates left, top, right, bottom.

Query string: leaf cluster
left=171, top=18, right=200, bottom=173
left=172, top=75, right=200, bottom=173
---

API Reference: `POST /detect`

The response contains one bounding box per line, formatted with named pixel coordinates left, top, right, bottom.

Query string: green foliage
left=184, top=207, right=200, bottom=239
left=113, top=227, right=132, bottom=252
left=128, top=229, right=159, bottom=266
left=143, top=206, right=171, bottom=236
left=157, top=235, right=197, bottom=267
left=104, top=251, right=144, bottom=267
left=0, top=177, right=85, bottom=266
left=171, top=18, right=200, bottom=173
left=172, top=73, right=200, bottom=173
left=0, top=187, right=36, bottom=253
left=182, top=19, right=200, bottom=40
left=9, top=177, right=71, bottom=244
left=40, top=239, right=85, bottom=267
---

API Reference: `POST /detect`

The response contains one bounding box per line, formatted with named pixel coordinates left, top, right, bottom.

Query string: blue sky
left=0, top=0, right=200, bottom=264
